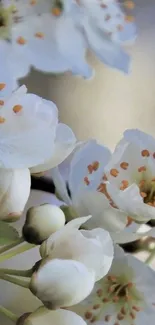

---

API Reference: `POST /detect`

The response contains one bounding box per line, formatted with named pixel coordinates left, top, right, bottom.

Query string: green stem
left=0, top=237, right=24, bottom=254
left=0, top=305, right=18, bottom=322
left=0, top=268, right=32, bottom=277
left=145, top=249, right=155, bottom=264
left=0, top=273, right=29, bottom=288
left=0, top=243, right=35, bottom=263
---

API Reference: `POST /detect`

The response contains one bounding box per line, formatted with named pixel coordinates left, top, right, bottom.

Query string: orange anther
left=132, top=305, right=141, bottom=312
left=92, top=161, right=99, bottom=171
left=93, top=304, right=100, bottom=310
left=85, top=312, right=92, bottom=320
left=17, top=36, right=27, bottom=45
left=117, top=313, right=124, bottom=321
left=30, top=0, right=36, bottom=4
left=120, top=162, right=129, bottom=170
left=110, top=168, right=119, bottom=177
left=124, top=1, right=135, bottom=9
left=0, top=83, right=6, bottom=91
left=87, top=164, right=93, bottom=174
left=102, top=298, right=109, bottom=303
left=13, top=105, right=22, bottom=113
left=141, top=149, right=150, bottom=157
left=51, top=7, right=61, bottom=16
left=84, top=177, right=90, bottom=186
left=96, top=289, right=103, bottom=297
left=0, top=116, right=5, bottom=123
left=125, top=15, right=135, bottom=22
left=130, top=311, right=136, bottom=319
left=140, top=192, right=147, bottom=198
left=138, top=166, right=146, bottom=172
left=105, top=315, right=111, bottom=322
left=35, top=32, right=44, bottom=38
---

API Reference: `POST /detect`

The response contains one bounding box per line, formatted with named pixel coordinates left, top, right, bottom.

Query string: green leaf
left=0, top=222, right=19, bottom=246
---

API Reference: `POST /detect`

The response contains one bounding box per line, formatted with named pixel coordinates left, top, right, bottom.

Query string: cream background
left=1, top=0, right=155, bottom=323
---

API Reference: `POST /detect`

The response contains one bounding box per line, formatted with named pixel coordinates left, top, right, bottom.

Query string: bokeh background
left=1, top=0, right=155, bottom=323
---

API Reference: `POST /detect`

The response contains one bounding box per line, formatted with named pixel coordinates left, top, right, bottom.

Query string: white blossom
left=70, top=245, right=155, bottom=325
left=0, top=0, right=136, bottom=84
left=51, top=141, right=129, bottom=243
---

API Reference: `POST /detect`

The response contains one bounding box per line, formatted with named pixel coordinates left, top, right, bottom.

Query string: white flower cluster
left=0, top=0, right=136, bottom=87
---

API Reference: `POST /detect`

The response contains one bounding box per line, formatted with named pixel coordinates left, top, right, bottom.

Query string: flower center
left=84, top=274, right=144, bottom=324
left=138, top=176, right=155, bottom=207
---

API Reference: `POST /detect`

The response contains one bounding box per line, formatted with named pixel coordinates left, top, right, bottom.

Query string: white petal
left=42, top=217, right=113, bottom=281
left=69, top=140, right=111, bottom=196
left=0, top=88, right=58, bottom=168
left=30, top=258, right=95, bottom=309
left=73, top=190, right=128, bottom=232
left=80, top=228, right=114, bottom=280
left=26, top=307, right=87, bottom=325
left=124, top=129, right=155, bottom=153
left=30, top=123, right=76, bottom=173
left=112, top=225, right=155, bottom=244
left=40, top=215, right=92, bottom=257
left=83, top=19, right=130, bottom=73
left=0, top=41, right=18, bottom=98
left=107, top=183, right=155, bottom=222
left=12, top=14, right=92, bottom=78
left=0, top=168, right=30, bottom=221
left=51, top=167, right=71, bottom=205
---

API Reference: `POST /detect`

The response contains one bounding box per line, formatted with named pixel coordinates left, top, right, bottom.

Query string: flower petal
left=0, top=168, right=30, bottom=221
left=12, top=13, right=92, bottom=78
left=0, top=41, right=18, bottom=98
left=30, top=123, right=76, bottom=174
left=30, top=258, right=95, bottom=309
left=69, top=140, right=111, bottom=196
left=40, top=215, right=92, bottom=257
left=26, top=307, right=87, bottom=325
left=124, top=129, right=155, bottom=152
left=51, top=167, right=72, bottom=205
left=107, top=182, right=155, bottom=221
left=0, top=87, right=58, bottom=168
left=83, top=19, right=131, bottom=73
left=73, top=190, right=128, bottom=233
left=41, top=215, right=113, bottom=281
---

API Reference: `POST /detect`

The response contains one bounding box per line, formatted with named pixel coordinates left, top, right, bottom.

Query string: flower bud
left=16, top=308, right=87, bottom=325
left=0, top=168, right=30, bottom=221
left=23, top=204, right=65, bottom=244
left=30, top=258, right=95, bottom=309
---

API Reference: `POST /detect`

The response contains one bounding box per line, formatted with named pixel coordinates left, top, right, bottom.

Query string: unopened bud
left=23, top=204, right=65, bottom=244
left=30, top=258, right=95, bottom=309
left=17, top=308, right=87, bottom=325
